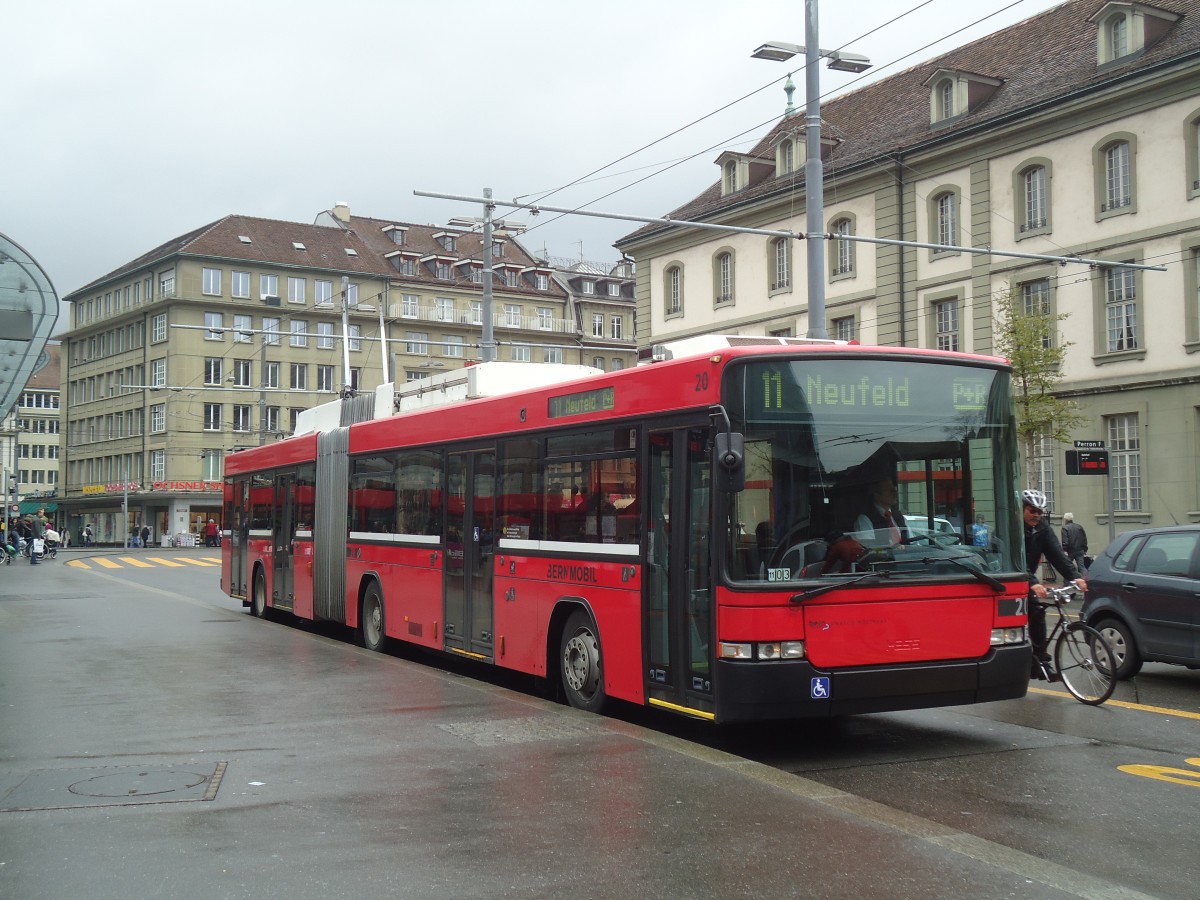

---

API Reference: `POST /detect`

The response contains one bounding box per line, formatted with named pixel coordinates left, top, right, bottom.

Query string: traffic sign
left=9, top=504, right=17, bottom=513
left=1073, top=440, right=1105, bottom=449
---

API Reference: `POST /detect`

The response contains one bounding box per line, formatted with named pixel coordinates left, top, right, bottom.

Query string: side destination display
left=548, top=386, right=616, bottom=419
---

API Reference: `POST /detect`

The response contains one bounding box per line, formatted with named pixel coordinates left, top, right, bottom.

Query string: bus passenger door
left=444, top=450, right=496, bottom=660
left=272, top=471, right=296, bottom=612
left=229, top=478, right=248, bottom=597
left=645, top=427, right=714, bottom=713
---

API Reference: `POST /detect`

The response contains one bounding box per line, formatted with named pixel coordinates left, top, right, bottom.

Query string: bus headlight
left=990, top=626, right=1026, bottom=646
left=719, top=642, right=753, bottom=660
left=755, top=641, right=806, bottom=660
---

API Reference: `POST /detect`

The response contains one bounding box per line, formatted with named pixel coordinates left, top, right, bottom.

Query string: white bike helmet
left=1022, top=488, right=1048, bottom=511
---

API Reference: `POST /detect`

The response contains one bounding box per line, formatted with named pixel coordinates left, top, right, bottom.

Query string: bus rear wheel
left=251, top=570, right=268, bottom=619
left=362, top=583, right=386, bottom=652
left=560, top=609, right=606, bottom=714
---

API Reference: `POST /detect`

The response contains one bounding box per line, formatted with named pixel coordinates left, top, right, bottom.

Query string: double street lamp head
left=751, top=41, right=872, bottom=73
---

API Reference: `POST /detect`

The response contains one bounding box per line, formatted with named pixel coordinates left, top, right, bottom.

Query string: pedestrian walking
left=141, top=524, right=151, bottom=549
left=1060, top=513, right=1089, bottom=575
left=204, top=518, right=220, bottom=547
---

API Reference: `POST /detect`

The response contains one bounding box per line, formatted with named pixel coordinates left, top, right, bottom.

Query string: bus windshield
left=723, top=357, right=1021, bottom=584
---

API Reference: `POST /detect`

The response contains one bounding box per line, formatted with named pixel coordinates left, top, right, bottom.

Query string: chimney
left=333, top=201, right=350, bottom=223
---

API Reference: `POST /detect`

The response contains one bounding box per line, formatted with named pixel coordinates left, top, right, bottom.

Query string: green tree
left=993, top=290, right=1086, bottom=483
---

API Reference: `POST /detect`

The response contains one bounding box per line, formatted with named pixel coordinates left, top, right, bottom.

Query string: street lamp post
left=752, top=0, right=871, bottom=340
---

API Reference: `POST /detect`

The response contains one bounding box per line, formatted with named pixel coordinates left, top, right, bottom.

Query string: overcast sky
left=7, top=0, right=1066, bottom=326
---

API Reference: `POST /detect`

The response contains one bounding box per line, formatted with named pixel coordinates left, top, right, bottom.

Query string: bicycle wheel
left=1055, top=623, right=1115, bottom=705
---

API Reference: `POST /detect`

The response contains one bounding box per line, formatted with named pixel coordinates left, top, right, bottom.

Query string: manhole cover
left=1, top=762, right=226, bottom=811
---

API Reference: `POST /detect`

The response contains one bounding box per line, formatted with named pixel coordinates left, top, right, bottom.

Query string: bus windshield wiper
left=920, top=555, right=1006, bottom=592
left=790, top=571, right=885, bottom=604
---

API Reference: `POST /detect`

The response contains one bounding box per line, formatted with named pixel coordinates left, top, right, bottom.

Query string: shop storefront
left=55, top=480, right=223, bottom=547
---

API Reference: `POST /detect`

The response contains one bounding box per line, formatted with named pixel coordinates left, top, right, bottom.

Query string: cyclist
left=1022, top=488, right=1087, bottom=679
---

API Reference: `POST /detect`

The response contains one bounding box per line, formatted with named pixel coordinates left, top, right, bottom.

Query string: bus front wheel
left=362, top=583, right=386, bottom=653
left=560, top=609, right=606, bottom=714
left=251, top=570, right=268, bottom=619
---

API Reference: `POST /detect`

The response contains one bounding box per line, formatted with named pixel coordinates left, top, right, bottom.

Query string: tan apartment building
left=617, top=0, right=1200, bottom=534
left=58, top=204, right=636, bottom=544
left=1, top=340, right=61, bottom=523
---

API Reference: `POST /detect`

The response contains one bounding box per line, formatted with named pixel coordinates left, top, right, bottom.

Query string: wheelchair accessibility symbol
left=811, top=677, right=830, bottom=699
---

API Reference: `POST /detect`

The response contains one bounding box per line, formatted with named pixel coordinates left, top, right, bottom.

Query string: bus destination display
left=547, top=386, right=616, bottom=419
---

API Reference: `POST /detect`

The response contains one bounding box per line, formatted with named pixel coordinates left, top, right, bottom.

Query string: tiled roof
left=66, top=211, right=567, bottom=301
left=618, top=0, right=1199, bottom=246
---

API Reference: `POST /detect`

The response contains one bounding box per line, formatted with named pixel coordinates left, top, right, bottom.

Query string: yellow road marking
left=143, top=556, right=186, bottom=567
left=66, top=559, right=90, bottom=569
left=177, top=557, right=220, bottom=567
left=1118, top=758, right=1200, bottom=787
left=93, top=557, right=123, bottom=569
left=1028, top=685, right=1200, bottom=720
left=117, top=556, right=155, bottom=568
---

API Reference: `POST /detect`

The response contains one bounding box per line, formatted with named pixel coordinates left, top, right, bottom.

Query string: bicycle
left=1031, top=583, right=1116, bottom=705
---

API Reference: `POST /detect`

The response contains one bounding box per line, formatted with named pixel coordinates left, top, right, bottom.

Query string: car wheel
left=1095, top=617, right=1142, bottom=679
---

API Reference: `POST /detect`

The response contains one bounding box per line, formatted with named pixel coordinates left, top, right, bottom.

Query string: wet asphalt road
left=1, top=551, right=1197, bottom=899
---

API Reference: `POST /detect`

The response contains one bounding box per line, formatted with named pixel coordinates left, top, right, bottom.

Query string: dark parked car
left=1080, top=524, right=1200, bottom=679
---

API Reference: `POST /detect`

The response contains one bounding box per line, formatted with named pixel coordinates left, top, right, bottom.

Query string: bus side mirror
left=714, top=432, right=745, bottom=492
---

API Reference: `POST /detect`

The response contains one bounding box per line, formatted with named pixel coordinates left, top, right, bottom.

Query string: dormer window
left=724, top=160, right=738, bottom=194
left=383, top=225, right=408, bottom=246
left=433, top=232, right=457, bottom=252
left=925, top=69, right=1002, bottom=125
left=777, top=138, right=795, bottom=176
left=1091, top=3, right=1180, bottom=66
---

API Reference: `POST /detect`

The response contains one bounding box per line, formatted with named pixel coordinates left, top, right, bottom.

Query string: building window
left=1187, top=111, right=1200, bottom=198
left=232, top=271, right=250, bottom=299
left=833, top=315, right=856, bottom=342
left=611, top=358, right=624, bottom=371
left=1020, top=277, right=1054, bottom=349
left=665, top=266, right=683, bottom=316
left=772, top=238, right=791, bottom=291
left=260, top=274, right=279, bottom=301
left=932, top=191, right=958, bottom=253
left=160, top=270, right=175, bottom=296
left=288, top=277, right=306, bottom=305
left=443, top=335, right=464, bottom=358
left=150, top=449, right=165, bottom=481
left=406, top=332, right=429, bottom=354
left=204, top=358, right=223, bottom=386
left=150, top=404, right=165, bottom=433
left=436, top=297, right=454, bottom=322
left=315, top=280, right=333, bottom=306
left=263, top=317, right=280, bottom=346
left=610, top=315, right=623, bottom=340
left=1106, top=13, right=1128, bottom=60
left=581, top=281, right=595, bottom=295
left=470, top=302, right=482, bottom=325
left=202, top=267, right=222, bottom=296
left=829, top=217, right=854, bottom=278
left=317, top=365, right=335, bottom=392
left=778, top=138, right=794, bottom=175
left=402, top=294, right=419, bottom=318
left=232, top=405, right=252, bottom=433
left=289, top=363, right=307, bottom=390
left=607, top=282, right=620, bottom=298
left=348, top=325, right=361, bottom=351
left=204, top=312, right=224, bottom=340
left=537, top=308, right=553, bottom=330
left=265, top=407, right=280, bottom=434
left=714, top=251, right=734, bottom=306
left=933, top=298, right=959, bottom=351
left=504, top=270, right=521, bottom=288
left=723, top=159, right=738, bottom=194
left=504, top=304, right=521, bottom=327
left=203, top=403, right=222, bottom=431
left=1095, top=134, right=1137, bottom=218
left=233, top=359, right=251, bottom=387
left=317, top=322, right=334, bottom=349
left=592, top=313, right=604, bottom=337
left=234, top=314, right=252, bottom=342
left=263, top=362, right=280, bottom=389
left=511, top=343, right=530, bottom=363
left=538, top=273, right=550, bottom=291
left=151, top=313, right=167, bottom=343
left=290, top=319, right=308, bottom=347
left=543, top=347, right=563, bottom=364
left=150, top=358, right=166, bottom=387
left=1021, top=165, right=1048, bottom=233
left=1105, top=142, right=1131, bottom=210
left=1106, top=413, right=1141, bottom=511
left=592, top=356, right=605, bottom=371
left=1033, top=429, right=1056, bottom=514
left=1104, top=265, right=1138, bottom=353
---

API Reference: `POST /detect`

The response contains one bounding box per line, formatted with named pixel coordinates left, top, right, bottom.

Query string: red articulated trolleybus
left=221, top=336, right=1032, bottom=723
